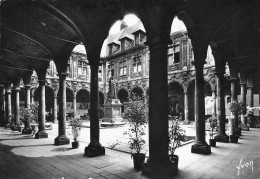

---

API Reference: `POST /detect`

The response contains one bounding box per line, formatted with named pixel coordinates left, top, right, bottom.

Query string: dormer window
left=132, top=29, right=146, bottom=45
left=108, top=42, right=120, bottom=55
left=119, top=35, right=134, bottom=51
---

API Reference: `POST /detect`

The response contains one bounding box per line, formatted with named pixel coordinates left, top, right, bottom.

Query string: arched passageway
left=76, top=89, right=90, bottom=118
left=131, top=86, right=143, bottom=98
left=168, top=82, right=184, bottom=117
left=34, top=86, right=54, bottom=122
left=118, top=88, right=129, bottom=113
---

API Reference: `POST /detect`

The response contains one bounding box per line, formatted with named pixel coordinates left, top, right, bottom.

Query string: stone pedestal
left=35, top=131, right=48, bottom=139
left=85, top=142, right=105, bottom=157
left=101, top=99, right=124, bottom=127
left=142, top=158, right=177, bottom=178
left=54, top=135, right=70, bottom=145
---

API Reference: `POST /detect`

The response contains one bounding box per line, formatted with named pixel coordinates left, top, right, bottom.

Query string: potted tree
left=69, top=115, right=83, bottom=149
left=208, top=116, right=218, bottom=147
left=123, top=94, right=148, bottom=170
left=20, top=102, right=39, bottom=134
left=168, top=116, right=186, bottom=172
left=228, top=100, right=245, bottom=143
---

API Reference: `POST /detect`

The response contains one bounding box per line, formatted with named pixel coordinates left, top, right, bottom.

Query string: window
left=78, top=60, right=87, bottom=76
left=133, top=56, right=142, bottom=73
left=67, top=59, right=71, bottom=78
left=119, top=60, right=127, bottom=76
left=98, top=66, right=102, bottom=81
left=135, top=33, right=140, bottom=45
left=173, top=44, right=180, bottom=63
left=167, top=46, right=174, bottom=65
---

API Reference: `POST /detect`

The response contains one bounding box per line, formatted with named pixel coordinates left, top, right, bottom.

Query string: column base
left=241, top=124, right=249, bottom=131
left=85, top=142, right=105, bottom=157
left=182, top=120, right=190, bottom=125
left=5, top=123, right=10, bottom=129
left=214, top=134, right=229, bottom=143
left=235, top=127, right=242, bottom=136
left=54, top=135, right=70, bottom=145
left=142, top=158, right=177, bottom=178
left=35, top=131, right=48, bottom=139
left=191, top=143, right=211, bottom=155
left=12, top=125, right=22, bottom=132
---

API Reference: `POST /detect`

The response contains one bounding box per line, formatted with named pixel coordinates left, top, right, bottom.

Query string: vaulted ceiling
left=1, top=0, right=260, bottom=84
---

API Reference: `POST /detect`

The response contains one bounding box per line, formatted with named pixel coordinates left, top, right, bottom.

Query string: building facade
left=103, top=20, right=220, bottom=122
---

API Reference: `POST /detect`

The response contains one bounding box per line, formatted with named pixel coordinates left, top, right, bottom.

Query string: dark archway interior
left=118, top=88, right=129, bottom=113
left=131, top=87, right=143, bottom=98
left=76, top=89, right=90, bottom=117
left=168, top=83, right=184, bottom=117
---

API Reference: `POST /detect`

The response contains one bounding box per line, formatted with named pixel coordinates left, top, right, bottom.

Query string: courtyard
left=0, top=122, right=259, bottom=179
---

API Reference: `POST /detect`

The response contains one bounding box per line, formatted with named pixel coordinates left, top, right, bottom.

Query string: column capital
left=58, top=72, right=68, bottom=80
left=88, top=61, right=102, bottom=67
left=247, top=85, right=254, bottom=89
left=38, top=80, right=46, bottom=86
left=192, top=60, right=206, bottom=69
left=145, top=36, right=171, bottom=47
left=24, top=84, right=31, bottom=89
left=240, top=83, right=247, bottom=86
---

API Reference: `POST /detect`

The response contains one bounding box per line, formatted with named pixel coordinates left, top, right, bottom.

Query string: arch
left=118, top=88, right=129, bottom=113
left=33, top=85, right=54, bottom=121
left=76, top=88, right=90, bottom=117
left=131, top=86, right=144, bottom=98
left=99, top=91, right=104, bottom=105
left=168, top=82, right=184, bottom=117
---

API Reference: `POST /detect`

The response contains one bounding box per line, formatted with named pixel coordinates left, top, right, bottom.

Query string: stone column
left=5, top=82, right=12, bottom=128
left=212, top=89, right=216, bottom=117
left=85, top=61, right=105, bottom=157
left=0, top=86, right=5, bottom=127
left=31, top=90, right=35, bottom=104
left=142, top=36, right=176, bottom=175
left=240, top=83, right=249, bottom=130
left=25, top=85, right=31, bottom=108
left=73, top=93, right=77, bottom=117
left=230, top=78, right=238, bottom=128
left=247, top=86, right=253, bottom=108
left=35, top=80, right=48, bottom=139
left=191, top=61, right=211, bottom=154
left=183, top=91, right=190, bottom=125
left=14, top=84, right=20, bottom=126
left=214, top=73, right=229, bottom=143
left=53, top=91, right=58, bottom=123
left=54, top=73, right=70, bottom=145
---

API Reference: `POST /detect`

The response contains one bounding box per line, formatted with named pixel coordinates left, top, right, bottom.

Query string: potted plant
left=69, top=115, right=83, bottom=149
left=228, top=100, right=245, bottom=142
left=20, top=102, right=39, bottom=134
left=123, top=94, right=148, bottom=170
left=168, top=116, right=186, bottom=172
left=208, top=116, right=217, bottom=147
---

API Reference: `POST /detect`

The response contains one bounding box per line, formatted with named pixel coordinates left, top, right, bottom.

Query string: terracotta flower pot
left=230, top=135, right=239, bottom=143
left=209, top=139, right=216, bottom=147
left=72, top=141, right=79, bottom=149
left=132, top=153, right=145, bottom=170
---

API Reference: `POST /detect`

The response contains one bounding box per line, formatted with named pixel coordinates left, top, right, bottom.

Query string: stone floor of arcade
left=0, top=122, right=259, bottom=179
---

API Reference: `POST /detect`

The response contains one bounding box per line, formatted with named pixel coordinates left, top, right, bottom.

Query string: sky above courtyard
left=73, top=14, right=187, bottom=57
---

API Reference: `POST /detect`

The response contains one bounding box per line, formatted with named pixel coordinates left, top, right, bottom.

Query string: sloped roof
left=107, top=20, right=145, bottom=45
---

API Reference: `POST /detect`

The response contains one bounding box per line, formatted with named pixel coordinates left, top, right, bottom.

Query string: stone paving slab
left=0, top=126, right=260, bottom=179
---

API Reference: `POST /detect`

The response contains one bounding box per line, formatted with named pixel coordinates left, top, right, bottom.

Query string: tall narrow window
left=82, top=61, right=87, bottom=75
left=133, top=56, right=142, bottom=73
left=119, top=60, right=127, bottom=76
left=173, top=44, right=180, bottom=63
left=67, top=59, right=71, bottom=78
left=167, top=45, right=174, bottom=65
left=78, top=61, right=82, bottom=75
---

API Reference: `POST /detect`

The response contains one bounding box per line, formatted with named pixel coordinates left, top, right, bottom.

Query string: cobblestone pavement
left=0, top=124, right=259, bottom=179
